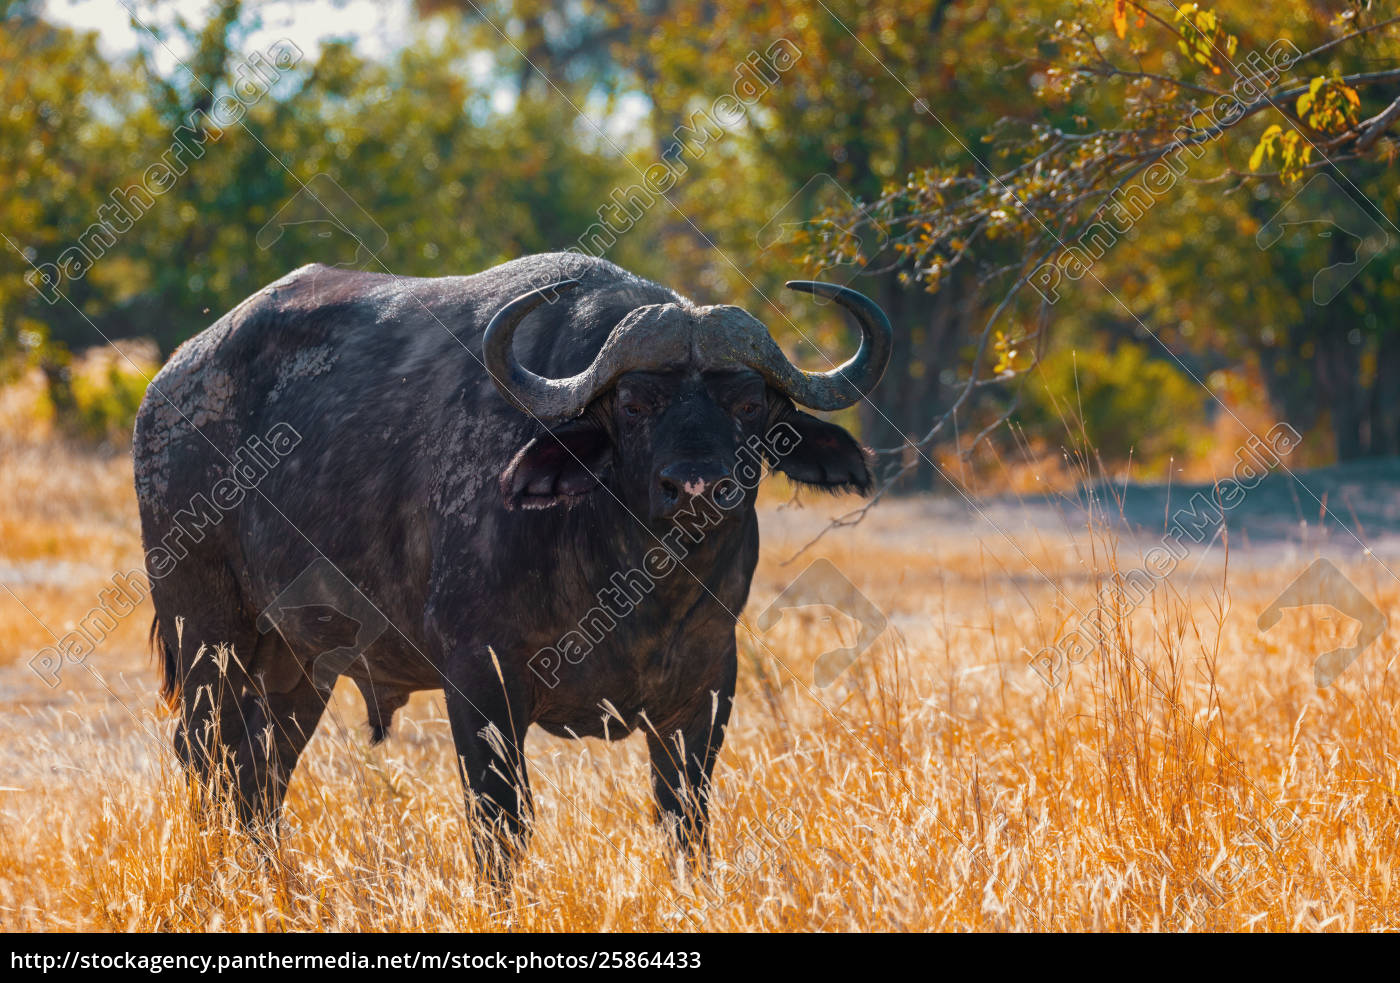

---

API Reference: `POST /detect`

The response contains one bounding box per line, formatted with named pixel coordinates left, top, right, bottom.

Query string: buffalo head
left=488, top=280, right=892, bottom=523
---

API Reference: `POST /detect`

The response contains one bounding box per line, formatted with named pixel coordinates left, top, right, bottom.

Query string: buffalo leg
left=647, top=649, right=737, bottom=862
left=233, top=646, right=329, bottom=829
left=440, top=649, right=534, bottom=883
left=151, top=563, right=256, bottom=799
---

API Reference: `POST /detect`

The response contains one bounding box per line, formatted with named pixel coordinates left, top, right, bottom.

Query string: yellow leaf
left=1250, top=126, right=1281, bottom=171
left=1113, top=0, right=1128, bottom=39
left=1248, top=140, right=1268, bottom=171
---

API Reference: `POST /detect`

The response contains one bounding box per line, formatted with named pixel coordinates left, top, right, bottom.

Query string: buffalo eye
left=621, top=401, right=644, bottom=419
left=735, top=399, right=763, bottom=420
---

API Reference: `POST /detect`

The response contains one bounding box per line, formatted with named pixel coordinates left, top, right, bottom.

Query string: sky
left=46, top=0, right=418, bottom=71
left=41, top=0, right=651, bottom=138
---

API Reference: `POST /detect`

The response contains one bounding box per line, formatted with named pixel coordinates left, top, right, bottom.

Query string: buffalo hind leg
left=647, top=652, right=737, bottom=864
left=440, top=647, right=534, bottom=886
left=234, top=637, right=329, bottom=830
left=153, top=566, right=257, bottom=802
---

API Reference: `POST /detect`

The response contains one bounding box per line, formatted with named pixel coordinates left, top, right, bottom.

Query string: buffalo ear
left=501, top=420, right=613, bottom=509
left=770, top=410, right=873, bottom=494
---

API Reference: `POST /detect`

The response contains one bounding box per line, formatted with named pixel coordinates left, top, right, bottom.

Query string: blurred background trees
left=2, top=0, right=1398, bottom=487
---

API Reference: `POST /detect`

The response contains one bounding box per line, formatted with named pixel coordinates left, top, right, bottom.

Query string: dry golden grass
left=1, top=380, right=1398, bottom=931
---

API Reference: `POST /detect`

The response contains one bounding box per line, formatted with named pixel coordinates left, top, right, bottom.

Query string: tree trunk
left=855, top=268, right=968, bottom=493
left=1312, top=310, right=1365, bottom=460
left=1367, top=329, right=1400, bottom=456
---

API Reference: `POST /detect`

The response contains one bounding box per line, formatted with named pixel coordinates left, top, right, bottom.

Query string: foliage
left=0, top=1, right=639, bottom=352
left=4, top=0, right=1400, bottom=469
left=63, top=362, right=152, bottom=445
left=1018, top=341, right=1208, bottom=468
left=828, top=0, right=1400, bottom=470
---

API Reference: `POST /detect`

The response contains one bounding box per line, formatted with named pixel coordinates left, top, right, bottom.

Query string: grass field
left=2, top=372, right=1398, bottom=932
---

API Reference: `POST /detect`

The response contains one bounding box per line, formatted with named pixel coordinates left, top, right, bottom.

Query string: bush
left=58, top=361, right=151, bottom=445
left=1017, top=342, right=1208, bottom=472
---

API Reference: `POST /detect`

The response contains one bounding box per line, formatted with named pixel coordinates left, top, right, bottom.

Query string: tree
left=608, top=0, right=1057, bottom=490
left=0, top=0, right=143, bottom=371
left=836, top=0, right=1400, bottom=468
left=1, top=0, right=639, bottom=366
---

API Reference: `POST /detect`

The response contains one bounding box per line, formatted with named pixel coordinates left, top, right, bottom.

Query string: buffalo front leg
left=647, top=649, right=737, bottom=863
left=440, top=648, right=535, bottom=884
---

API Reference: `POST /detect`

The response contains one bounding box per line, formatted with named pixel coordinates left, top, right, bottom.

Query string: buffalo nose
left=655, top=461, right=732, bottom=516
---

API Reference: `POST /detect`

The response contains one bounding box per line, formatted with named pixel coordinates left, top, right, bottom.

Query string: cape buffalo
left=133, top=253, right=891, bottom=878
